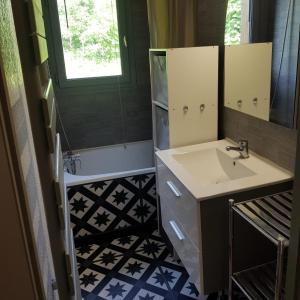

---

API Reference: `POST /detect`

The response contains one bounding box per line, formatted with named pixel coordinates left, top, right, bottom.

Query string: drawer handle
left=169, top=220, right=185, bottom=241
left=166, top=181, right=181, bottom=197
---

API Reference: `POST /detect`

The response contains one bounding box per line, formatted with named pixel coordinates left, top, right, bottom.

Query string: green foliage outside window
left=58, top=0, right=120, bottom=64
left=225, top=0, right=242, bottom=45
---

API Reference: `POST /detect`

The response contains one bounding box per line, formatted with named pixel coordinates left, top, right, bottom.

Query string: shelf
left=232, top=261, right=284, bottom=300
left=153, top=100, right=168, bottom=111
left=149, top=49, right=167, bottom=53
left=233, top=190, right=292, bottom=246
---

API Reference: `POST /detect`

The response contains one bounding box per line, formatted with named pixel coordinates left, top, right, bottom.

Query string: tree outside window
left=225, top=0, right=242, bottom=45
left=57, top=0, right=122, bottom=79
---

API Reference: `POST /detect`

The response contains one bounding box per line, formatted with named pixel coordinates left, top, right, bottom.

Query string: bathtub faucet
left=64, top=152, right=81, bottom=174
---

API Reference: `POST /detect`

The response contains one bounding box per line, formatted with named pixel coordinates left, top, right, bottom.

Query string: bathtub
left=64, top=140, right=155, bottom=186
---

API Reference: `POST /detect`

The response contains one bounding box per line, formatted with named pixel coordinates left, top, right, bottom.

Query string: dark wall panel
left=246, top=0, right=300, bottom=128
left=270, top=0, right=300, bottom=127
left=54, top=0, right=152, bottom=151
left=222, top=108, right=297, bottom=172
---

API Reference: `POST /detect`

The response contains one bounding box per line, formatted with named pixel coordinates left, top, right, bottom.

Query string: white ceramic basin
left=156, top=139, right=292, bottom=200
left=173, top=148, right=255, bottom=186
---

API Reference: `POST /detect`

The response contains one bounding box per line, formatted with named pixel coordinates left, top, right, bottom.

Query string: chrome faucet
left=226, top=140, right=249, bottom=159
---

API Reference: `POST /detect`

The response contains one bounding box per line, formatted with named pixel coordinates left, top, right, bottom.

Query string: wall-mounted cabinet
left=150, top=47, right=219, bottom=150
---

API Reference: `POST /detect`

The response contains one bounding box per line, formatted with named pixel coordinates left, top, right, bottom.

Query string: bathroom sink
left=156, top=139, right=292, bottom=200
left=173, top=148, right=255, bottom=185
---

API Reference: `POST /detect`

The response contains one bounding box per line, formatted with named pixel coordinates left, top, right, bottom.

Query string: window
left=225, top=0, right=250, bottom=45
left=49, top=0, right=129, bottom=86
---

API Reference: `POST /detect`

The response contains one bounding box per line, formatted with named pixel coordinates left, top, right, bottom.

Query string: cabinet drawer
left=157, top=158, right=200, bottom=248
left=161, top=200, right=203, bottom=292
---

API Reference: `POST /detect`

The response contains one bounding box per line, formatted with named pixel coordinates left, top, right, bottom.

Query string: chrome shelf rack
left=229, top=190, right=293, bottom=300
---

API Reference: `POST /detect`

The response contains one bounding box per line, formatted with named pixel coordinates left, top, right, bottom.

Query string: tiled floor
left=68, top=174, right=157, bottom=239
left=76, top=229, right=245, bottom=300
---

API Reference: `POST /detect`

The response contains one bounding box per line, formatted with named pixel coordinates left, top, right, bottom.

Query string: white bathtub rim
left=65, top=167, right=156, bottom=187
left=63, top=139, right=153, bottom=154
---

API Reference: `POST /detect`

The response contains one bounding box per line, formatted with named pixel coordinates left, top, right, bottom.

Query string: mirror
left=224, top=0, right=300, bottom=128
left=224, top=43, right=272, bottom=121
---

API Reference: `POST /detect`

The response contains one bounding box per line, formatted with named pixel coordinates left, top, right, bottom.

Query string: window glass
left=57, top=0, right=122, bottom=79
left=225, top=0, right=250, bottom=45
left=225, top=0, right=242, bottom=45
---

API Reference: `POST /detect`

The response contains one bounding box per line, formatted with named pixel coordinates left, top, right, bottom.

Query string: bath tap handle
left=75, top=157, right=82, bottom=170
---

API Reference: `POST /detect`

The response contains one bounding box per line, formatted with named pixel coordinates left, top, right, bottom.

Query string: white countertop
left=156, top=139, right=293, bottom=200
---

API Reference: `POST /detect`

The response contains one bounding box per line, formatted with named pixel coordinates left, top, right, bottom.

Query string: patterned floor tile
left=180, top=281, right=206, bottom=300
left=68, top=172, right=157, bottom=238
left=141, top=200, right=157, bottom=223
left=159, top=266, right=182, bottom=289
left=111, top=235, right=140, bottom=250
left=132, top=289, right=165, bottom=300
left=163, top=253, right=182, bottom=266
left=136, top=239, right=166, bottom=259
left=147, top=184, right=157, bottom=199
left=80, top=268, right=106, bottom=293
left=140, top=174, right=155, bottom=188
left=146, top=267, right=172, bottom=291
left=76, top=231, right=245, bottom=300
left=151, top=229, right=161, bottom=238
left=126, top=176, right=141, bottom=189
left=69, top=192, right=95, bottom=219
left=85, top=181, right=112, bottom=196
left=76, top=244, right=101, bottom=260
left=127, top=200, right=146, bottom=223
left=76, top=228, right=90, bottom=238
left=97, top=278, right=134, bottom=300
left=115, top=220, right=131, bottom=229
left=87, top=206, right=117, bottom=232
left=118, top=257, right=151, bottom=280
left=93, top=249, right=124, bottom=270
left=106, top=184, right=135, bottom=210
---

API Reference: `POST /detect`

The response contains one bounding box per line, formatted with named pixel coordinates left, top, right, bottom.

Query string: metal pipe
left=275, top=237, right=285, bottom=300
left=228, top=199, right=235, bottom=300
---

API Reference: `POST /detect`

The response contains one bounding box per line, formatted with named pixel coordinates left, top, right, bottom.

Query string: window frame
left=240, top=0, right=250, bottom=43
left=47, top=0, right=132, bottom=88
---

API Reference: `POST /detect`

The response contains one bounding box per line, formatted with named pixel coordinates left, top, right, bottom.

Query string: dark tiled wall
left=197, top=0, right=228, bottom=46
left=269, top=0, right=300, bottom=127
left=55, top=0, right=152, bottom=150
left=249, top=0, right=300, bottom=128
left=222, top=108, right=297, bottom=172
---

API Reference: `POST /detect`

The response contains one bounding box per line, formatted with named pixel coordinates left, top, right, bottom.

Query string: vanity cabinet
left=157, top=159, right=202, bottom=289
left=156, top=156, right=292, bottom=294
left=150, top=47, right=219, bottom=150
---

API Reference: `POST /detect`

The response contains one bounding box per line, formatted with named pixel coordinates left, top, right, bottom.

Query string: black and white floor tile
left=68, top=173, right=157, bottom=238
left=76, top=229, right=246, bottom=300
